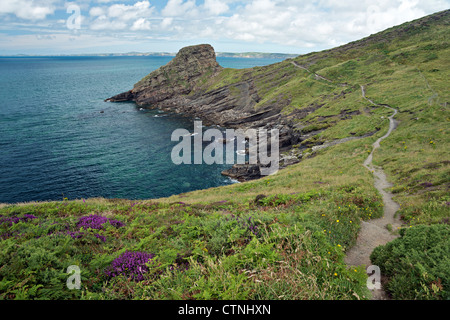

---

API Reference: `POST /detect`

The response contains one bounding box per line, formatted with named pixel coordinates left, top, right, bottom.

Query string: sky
left=0, top=0, right=448, bottom=55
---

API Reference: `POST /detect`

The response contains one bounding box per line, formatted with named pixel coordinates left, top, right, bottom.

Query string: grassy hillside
left=191, top=9, right=449, bottom=224
left=0, top=10, right=448, bottom=300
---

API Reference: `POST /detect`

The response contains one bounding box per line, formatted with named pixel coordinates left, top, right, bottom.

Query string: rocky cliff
left=106, top=44, right=222, bottom=105
left=106, top=43, right=301, bottom=181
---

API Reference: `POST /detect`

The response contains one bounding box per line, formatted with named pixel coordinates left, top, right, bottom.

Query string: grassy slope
left=0, top=11, right=448, bottom=300
left=184, top=9, right=450, bottom=225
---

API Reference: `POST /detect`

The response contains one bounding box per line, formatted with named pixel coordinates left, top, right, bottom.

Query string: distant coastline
left=0, top=52, right=299, bottom=60
left=216, top=52, right=298, bottom=59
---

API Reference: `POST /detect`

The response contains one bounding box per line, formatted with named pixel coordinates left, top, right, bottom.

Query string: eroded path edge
left=344, top=85, right=403, bottom=300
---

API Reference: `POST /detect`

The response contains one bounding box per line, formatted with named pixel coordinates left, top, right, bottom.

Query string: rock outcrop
left=106, top=44, right=222, bottom=105
left=106, top=44, right=301, bottom=181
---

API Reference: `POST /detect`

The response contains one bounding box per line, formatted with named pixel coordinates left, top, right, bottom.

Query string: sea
left=0, top=55, right=283, bottom=204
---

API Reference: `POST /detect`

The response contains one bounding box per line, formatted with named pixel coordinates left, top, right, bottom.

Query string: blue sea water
left=0, top=55, right=283, bottom=204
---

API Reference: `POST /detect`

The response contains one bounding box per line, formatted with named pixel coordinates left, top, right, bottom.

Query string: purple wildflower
left=0, top=214, right=37, bottom=227
left=77, top=214, right=108, bottom=230
left=105, top=251, right=156, bottom=281
left=23, top=214, right=37, bottom=220
left=67, top=231, right=84, bottom=239
left=77, top=214, right=124, bottom=230
left=108, top=218, right=125, bottom=228
left=95, top=233, right=107, bottom=242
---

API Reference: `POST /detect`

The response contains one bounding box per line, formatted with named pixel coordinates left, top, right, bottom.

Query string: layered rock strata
left=106, top=44, right=301, bottom=181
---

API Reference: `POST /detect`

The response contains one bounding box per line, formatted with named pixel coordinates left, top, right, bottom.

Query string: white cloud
left=90, top=15, right=127, bottom=30
left=89, top=1, right=154, bottom=31
left=1, top=0, right=449, bottom=54
left=161, top=0, right=199, bottom=17
left=107, top=1, right=154, bottom=21
left=203, top=0, right=448, bottom=50
left=89, top=7, right=105, bottom=17
left=362, top=0, right=428, bottom=34
left=160, top=17, right=173, bottom=29
left=0, top=0, right=56, bottom=20
left=203, top=0, right=230, bottom=15
left=130, top=18, right=151, bottom=30
left=152, top=0, right=448, bottom=51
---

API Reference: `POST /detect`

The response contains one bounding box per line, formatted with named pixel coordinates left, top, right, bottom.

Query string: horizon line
left=0, top=51, right=300, bottom=58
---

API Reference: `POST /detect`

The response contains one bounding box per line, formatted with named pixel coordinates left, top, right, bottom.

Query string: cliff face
left=106, top=44, right=288, bottom=132
left=106, top=44, right=222, bottom=105
left=106, top=43, right=301, bottom=181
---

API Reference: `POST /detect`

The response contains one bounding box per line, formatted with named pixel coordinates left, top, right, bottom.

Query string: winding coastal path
left=290, top=61, right=333, bottom=83
left=344, top=85, right=403, bottom=300
left=289, top=60, right=403, bottom=299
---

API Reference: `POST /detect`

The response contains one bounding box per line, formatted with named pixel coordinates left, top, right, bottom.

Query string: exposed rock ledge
left=106, top=44, right=301, bottom=181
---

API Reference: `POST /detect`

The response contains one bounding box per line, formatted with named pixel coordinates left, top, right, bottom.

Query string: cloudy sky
left=0, top=0, right=448, bottom=55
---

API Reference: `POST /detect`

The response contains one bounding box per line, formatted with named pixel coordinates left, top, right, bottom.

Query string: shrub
left=77, top=214, right=124, bottom=230
left=370, top=224, right=450, bottom=300
left=104, top=251, right=157, bottom=281
left=0, top=214, right=37, bottom=227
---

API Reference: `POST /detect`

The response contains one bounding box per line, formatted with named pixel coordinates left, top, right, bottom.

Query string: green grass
left=0, top=191, right=375, bottom=300
left=194, top=10, right=450, bottom=226
left=371, top=224, right=450, bottom=300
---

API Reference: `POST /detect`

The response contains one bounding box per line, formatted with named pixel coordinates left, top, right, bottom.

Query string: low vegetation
left=0, top=189, right=376, bottom=300
left=371, top=224, right=449, bottom=300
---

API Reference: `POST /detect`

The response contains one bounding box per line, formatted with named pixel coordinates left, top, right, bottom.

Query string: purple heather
left=77, top=214, right=124, bottom=230
left=105, top=251, right=156, bottom=281
left=0, top=214, right=37, bottom=227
